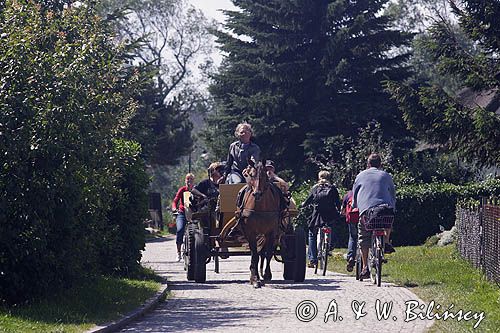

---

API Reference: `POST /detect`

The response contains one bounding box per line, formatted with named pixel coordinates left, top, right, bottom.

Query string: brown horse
left=237, top=159, right=284, bottom=288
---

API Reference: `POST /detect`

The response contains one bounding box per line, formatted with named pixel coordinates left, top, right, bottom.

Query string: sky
left=189, top=0, right=237, bottom=24
left=188, top=0, right=238, bottom=67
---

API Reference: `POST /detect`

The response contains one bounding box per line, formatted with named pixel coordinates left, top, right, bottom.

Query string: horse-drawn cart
left=183, top=183, right=306, bottom=284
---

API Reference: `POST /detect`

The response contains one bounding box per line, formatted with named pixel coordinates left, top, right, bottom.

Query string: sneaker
left=384, top=243, right=395, bottom=254
left=307, top=261, right=316, bottom=268
left=176, top=253, right=182, bottom=262
left=360, top=268, right=370, bottom=279
left=346, top=258, right=355, bottom=272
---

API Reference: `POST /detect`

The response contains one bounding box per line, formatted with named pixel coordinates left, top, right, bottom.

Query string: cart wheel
left=283, top=261, right=294, bottom=280
left=293, top=227, right=306, bottom=282
left=281, top=233, right=294, bottom=280
left=185, top=223, right=196, bottom=281
left=194, top=230, right=207, bottom=283
left=282, top=245, right=295, bottom=280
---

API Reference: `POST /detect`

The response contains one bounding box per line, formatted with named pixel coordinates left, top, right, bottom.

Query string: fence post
left=479, top=197, right=484, bottom=273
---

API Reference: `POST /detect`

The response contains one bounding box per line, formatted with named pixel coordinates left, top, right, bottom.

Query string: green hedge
left=393, top=179, right=500, bottom=246
left=98, top=140, right=149, bottom=275
left=292, top=179, right=500, bottom=247
left=0, top=3, right=148, bottom=304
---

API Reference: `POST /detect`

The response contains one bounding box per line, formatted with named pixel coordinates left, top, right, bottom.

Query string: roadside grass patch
left=327, top=245, right=500, bottom=332
left=0, top=270, right=162, bottom=333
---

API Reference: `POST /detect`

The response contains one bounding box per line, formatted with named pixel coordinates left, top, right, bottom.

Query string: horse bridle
left=244, top=162, right=268, bottom=200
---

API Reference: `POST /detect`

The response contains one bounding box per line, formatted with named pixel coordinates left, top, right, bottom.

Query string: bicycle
left=355, top=215, right=394, bottom=287
left=315, top=225, right=332, bottom=276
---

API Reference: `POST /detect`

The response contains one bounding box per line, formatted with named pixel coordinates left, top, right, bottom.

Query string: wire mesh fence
left=482, top=199, right=500, bottom=284
left=456, top=198, right=499, bottom=284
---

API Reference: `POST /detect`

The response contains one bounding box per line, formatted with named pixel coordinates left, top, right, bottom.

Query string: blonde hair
left=318, top=170, right=330, bottom=184
left=208, top=162, right=223, bottom=176
left=234, top=122, right=253, bottom=138
left=185, top=173, right=195, bottom=180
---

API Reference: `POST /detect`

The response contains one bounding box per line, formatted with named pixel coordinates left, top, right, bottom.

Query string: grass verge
left=0, top=268, right=163, bottom=333
left=327, top=245, right=500, bottom=332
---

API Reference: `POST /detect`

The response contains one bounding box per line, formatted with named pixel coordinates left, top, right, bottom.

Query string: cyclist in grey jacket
left=352, top=153, right=396, bottom=279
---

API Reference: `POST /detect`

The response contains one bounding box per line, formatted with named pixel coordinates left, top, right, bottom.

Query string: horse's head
left=243, top=158, right=268, bottom=201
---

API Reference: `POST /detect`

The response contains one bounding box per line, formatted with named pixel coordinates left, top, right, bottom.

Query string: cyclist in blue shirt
left=352, top=153, right=396, bottom=279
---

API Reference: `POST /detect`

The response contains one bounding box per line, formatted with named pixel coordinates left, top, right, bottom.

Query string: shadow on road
left=168, top=277, right=342, bottom=292
left=268, top=278, right=342, bottom=291
left=170, top=282, right=220, bottom=290
left=123, top=298, right=284, bottom=332
left=145, top=236, right=173, bottom=243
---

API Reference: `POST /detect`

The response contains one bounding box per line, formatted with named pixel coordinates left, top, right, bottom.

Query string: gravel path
left=120, top=236, right=433, bottom=332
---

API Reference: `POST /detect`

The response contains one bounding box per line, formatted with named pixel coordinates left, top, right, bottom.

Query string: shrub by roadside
left=394, top=179, right=500, bottom=245
left=0, top=3, right=149, bottom=304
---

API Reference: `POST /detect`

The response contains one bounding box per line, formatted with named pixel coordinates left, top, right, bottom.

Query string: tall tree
left=387, top=0, right=500, bottom=167
left=206, top=0, right=412, bottom=182
left=386, top=0, right=452, bottom=33
left=386, top=0, right=467, bottom=93
left=98, top=0, right=214, bottom=165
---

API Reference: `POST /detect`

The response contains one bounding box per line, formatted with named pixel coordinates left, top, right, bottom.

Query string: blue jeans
left=347, top=223, right=358, bottom=260
left=308, top=228, right=318, bottom=263
left=176, top=213, right=187, bottom=245
left=226, top=171, right=244, bottom=184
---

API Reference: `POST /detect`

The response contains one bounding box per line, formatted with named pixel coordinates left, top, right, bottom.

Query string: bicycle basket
left=363, top=215, right=394, bottom=231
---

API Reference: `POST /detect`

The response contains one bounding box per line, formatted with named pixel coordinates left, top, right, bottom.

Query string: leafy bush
left=98, top=139, right=149, bottom=276
left=0, top=1, right=146, bottom=304
left=393, top=179, right=500, bottom=245
left=291, top=181, right=313, bottom=230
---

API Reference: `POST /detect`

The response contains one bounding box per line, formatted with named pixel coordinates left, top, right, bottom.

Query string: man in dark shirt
left=302, top=171, right=341, bottom=267
left=192, top=162, right=224, bottom=199
left=265, top=160, right=289, bottom=194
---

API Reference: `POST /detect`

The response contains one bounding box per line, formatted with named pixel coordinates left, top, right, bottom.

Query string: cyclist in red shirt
left=172, top=173, right=195, bottom=262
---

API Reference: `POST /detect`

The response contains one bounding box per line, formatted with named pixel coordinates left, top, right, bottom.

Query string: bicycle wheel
left=376, top=236, right=385, bottom=287
left=369, top=237, right=377, bottom=285
left=355, top=247, right=361, bottom=280
left=370, top=235, right=384, bottom=286
left=314, top=230, right=324, bottom=275
left=376, top=245, right=382, bottom=287
left=322, top=231, right=328, bottom=276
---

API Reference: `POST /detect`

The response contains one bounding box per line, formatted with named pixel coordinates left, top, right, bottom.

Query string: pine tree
left=387, top=0, right=500, bottom=167
left=205, top=0, right=412, bottom=181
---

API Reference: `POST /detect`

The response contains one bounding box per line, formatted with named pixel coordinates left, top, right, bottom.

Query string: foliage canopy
left=205, top=0, right=413, bottom=183
left=387, top=0, right=500, bottom=168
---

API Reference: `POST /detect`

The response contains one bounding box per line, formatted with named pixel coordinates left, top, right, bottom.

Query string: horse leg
left=263, top=235, right=274, bottom=281
left=259, top=252, right=265, bottom=278
left=249, top=240, right=262, bottom=288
